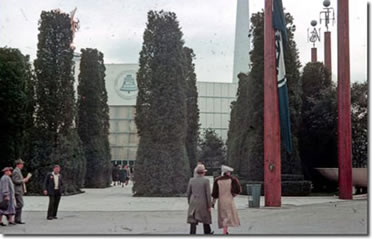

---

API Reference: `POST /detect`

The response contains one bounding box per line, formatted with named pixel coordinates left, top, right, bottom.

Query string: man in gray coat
left=186, top=164, right=213, bottom=234
left=12, top=159, right=29, bottom=224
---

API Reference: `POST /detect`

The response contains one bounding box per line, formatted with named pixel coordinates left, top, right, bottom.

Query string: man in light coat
left=186, top=164, right=213, bottom=234
left=12, top=159, right=28, bottom=224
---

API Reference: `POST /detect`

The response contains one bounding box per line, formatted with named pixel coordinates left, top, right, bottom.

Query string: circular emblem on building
left=114, top=71, right=138, bottom=100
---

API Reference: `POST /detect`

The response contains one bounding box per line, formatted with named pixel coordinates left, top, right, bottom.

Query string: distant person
left=186, top=164, right=213, bottom=235
left=193, top=161, right=203, bottom=178
left=12, top=159, right=29, bottom=224
left=43, top=165, right=63, bottom=220
left=0, top=167, right=16, bottom=226
left=129, top=166, right=134, bottom=182
left=119, top=165, right=129, bottom=187
left=124, top=165, right=130, bottom=184
left=112, top=164, right=120, bottom=186
left=212, top=165, right=241, bottom=235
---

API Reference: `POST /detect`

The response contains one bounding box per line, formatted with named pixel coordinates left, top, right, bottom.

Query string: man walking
left=43, top=165, right=63, bottom=220
left=12, top=159, right=29, bottom=224
left=186, top=164, right=213, bottom=234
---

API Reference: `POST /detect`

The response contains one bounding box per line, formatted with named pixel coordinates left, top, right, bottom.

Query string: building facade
left=197, top=81, right=238, bottom=140
left=99, top=63, right=237, bottom=166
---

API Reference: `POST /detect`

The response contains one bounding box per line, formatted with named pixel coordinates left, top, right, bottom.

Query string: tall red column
left=324, top=31, right=332, bottom=74
left=337, top=0, right=353, bottom=200
left=311, top=47, right=317, bottom=62
left=264, top=0, right=281, bottom=207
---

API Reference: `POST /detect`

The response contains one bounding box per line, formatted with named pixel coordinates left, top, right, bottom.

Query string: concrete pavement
left=0, top=181, right=368, bottom=235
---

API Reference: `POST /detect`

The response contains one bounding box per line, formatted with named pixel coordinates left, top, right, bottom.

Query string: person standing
left=112, top=164, right=120, bottom=186
left=118, top=165, right=128, bottom=187
left=186, top=164, right=213, bottom=235
left=43, top=165, right=63, bottom=220
left=0, top=167, right=16, bottom=226
left=12, top=159, right=28, bottom=224
left=212, top=165, right=241, bottom=234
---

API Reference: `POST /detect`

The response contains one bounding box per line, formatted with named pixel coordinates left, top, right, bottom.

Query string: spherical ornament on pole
left=323, top=0, right=331, bottom=8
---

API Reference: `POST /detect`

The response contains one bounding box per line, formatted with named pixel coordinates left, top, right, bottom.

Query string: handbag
left=0, top=199, right=9, bottom=211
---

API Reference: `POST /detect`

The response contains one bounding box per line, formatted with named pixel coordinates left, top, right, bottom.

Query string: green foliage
left=34, top=10, right=75, bottom=136
left=199, top=129, right=226, bottom=176
left=133, top=11, right=190, bottom=196
left=0, top=48, right=33, bottom=170
left=227, top=10, right=303, bottom=180
left=299, top=62, right=337, bottom=191
left=227, top=71, right=264, bottom=180
left=184, top=47, right=200, bottom=173
left=29, top=10, right=86, bottom=194
left=77, top=48, right=112, bottom=188
left=351, top=81, right=367, bottom=167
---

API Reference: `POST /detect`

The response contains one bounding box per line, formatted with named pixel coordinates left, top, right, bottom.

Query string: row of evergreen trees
left=0, top=10, right=112, bottom=194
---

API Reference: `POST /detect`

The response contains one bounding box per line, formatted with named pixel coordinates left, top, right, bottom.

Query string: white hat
left=221, top=165, right=234, bottom=175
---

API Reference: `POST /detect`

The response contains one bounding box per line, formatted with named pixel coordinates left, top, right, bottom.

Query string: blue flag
left=273, top=0, right=292, bottom=153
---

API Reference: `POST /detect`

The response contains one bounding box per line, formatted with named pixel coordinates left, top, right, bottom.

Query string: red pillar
left=337, top=0, right=353, bottom=200
left=311, top=47, right=317, bottom=62
left=324, top=31, right=332, bottom=75
left=264, top=0, right=281, bottom=207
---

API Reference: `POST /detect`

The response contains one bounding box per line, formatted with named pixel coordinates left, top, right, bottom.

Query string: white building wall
left=197, top=82, right=238, bottom=142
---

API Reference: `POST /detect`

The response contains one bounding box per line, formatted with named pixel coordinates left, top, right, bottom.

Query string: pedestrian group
left=0, top=159, right=241, bottom=235
left=187, top=163, right=242, bottom=234
left=0, top=159, right=63, bottom=226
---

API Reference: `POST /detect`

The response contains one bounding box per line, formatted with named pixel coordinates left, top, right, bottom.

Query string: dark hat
left=15, top=159, right=25, bottom=165
left=2, top=167, right=13, bottom=172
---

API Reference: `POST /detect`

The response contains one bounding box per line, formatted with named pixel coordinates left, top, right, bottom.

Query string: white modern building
left=99, top=64, right=238, bottom=166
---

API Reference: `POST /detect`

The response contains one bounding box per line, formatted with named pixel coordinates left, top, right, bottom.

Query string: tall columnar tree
left=77, top=48, right=111, bottom=188
left=227, top=10, right=303, bottom=180
left=183, top=47, right=200, bottom=173
left=30, top=10, right=86, bottom=194
left=0, top=48, right=33, bottom=170
left=299, top=62, right=337, bottom=191
left=134, top=10, right=190, bottom=196
left=199, top=129, right=226, bottom=176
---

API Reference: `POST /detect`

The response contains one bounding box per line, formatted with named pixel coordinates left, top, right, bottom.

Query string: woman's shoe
left=0, top=222, right=6, bottom=226
left=8, top=222, right=16, bottom=225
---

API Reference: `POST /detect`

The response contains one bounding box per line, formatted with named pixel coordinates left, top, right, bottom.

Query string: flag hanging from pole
left=273, top=0, right=292, bottom=153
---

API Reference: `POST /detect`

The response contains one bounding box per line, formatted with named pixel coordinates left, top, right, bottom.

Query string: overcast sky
left=0, top=0, right=368, bottom=83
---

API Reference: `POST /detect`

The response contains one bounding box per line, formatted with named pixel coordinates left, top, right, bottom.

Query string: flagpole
left=264, top=0, right=282, bottom=207
left=337, top=0, right=352, bottom=199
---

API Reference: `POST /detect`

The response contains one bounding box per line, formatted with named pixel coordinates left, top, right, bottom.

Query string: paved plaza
left=0, top=181, right=368, bottom=235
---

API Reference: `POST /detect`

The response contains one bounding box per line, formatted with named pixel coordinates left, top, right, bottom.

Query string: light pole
left=320, top=0, right=335, bottom=74
left=307, top=20, right=321, bottom=62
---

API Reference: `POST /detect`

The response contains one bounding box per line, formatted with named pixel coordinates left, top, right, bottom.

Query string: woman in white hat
left=211, top=165, right=242, bottom=234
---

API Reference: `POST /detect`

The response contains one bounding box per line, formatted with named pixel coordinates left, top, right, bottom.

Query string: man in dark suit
left=43, top=165, right=63, bottom=220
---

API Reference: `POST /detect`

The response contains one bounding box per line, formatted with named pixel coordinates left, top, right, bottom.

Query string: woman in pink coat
left=212, top=165, right=242, bottom=234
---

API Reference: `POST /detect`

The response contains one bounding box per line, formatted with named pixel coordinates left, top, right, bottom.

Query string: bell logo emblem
left=120, top=74, right=137, bottom=93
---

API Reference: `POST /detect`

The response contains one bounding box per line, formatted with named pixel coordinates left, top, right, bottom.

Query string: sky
left=0, top=0, right=368, bottom=83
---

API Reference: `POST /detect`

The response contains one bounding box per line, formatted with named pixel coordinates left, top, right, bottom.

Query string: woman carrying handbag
left=0, top=167, right=17, bottom=226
